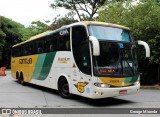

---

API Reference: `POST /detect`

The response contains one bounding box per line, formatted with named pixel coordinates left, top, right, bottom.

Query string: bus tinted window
left=58, top=29, right=70, bottom=51
left=44, top=37, right=50, bottom=52
left=37, top=40, right=44, bottom=53
left=72, top=26, right=91, bottom=75
left=28, top=43, right=34, bottom=55
left=48, top=33, right=57, bottom=52
left=24, top=44, right=29, bottom=55
left=89, top=25, right=132, bottom=42
left=12, top=28, right=70, bottom=56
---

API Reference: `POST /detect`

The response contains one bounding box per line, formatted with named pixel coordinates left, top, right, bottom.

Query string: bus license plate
left=119, top=90, right=127, bottom=94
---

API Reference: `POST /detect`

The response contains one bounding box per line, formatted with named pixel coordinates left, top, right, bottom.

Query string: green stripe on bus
left=32, top=54, right=47, bottom=80
left=124, top=76, right=138, bottom=83
left=39, top=52, right=56, bottom=80
left=128, top=76, right=138, bottom=82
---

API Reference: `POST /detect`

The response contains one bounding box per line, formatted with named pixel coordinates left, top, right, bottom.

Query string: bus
left=11, top=21, right=150, bottom=99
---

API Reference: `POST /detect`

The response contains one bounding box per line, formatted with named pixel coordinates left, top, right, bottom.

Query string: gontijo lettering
left=19, top=58, right=32, bottom=64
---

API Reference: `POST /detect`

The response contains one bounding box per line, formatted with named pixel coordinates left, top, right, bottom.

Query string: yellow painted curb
left=141, top=86, right=160, bottom=89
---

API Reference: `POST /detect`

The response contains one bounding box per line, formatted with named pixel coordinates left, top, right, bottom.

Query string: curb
left=141, top=86, right=160, bottom=89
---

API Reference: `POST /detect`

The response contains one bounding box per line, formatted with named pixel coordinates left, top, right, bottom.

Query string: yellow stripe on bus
left=99, top=77, right=132, bottom=87
left=11, top=55, right=38, bottom=82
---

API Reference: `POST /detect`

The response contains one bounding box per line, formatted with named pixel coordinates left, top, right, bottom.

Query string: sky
left=0, top=0, right=140, bottom=27
left=0, top=0, right=68, bottom=27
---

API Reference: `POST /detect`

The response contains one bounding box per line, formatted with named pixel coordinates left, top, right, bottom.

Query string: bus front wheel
left=58, top=78, right=72, bottom=99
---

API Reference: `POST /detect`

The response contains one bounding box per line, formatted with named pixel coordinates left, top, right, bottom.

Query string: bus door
left=71, top=41, right=92, bottom=96
left=78, top=42, right=92, bottom=97
left=71, top=26, right=92, bottom=96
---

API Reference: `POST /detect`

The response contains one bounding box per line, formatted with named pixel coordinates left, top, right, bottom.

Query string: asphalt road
left=0, top=71, right=160, bottom=116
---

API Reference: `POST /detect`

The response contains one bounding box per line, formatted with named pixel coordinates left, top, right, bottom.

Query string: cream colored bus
left=11, top=21, right=150, bottom=99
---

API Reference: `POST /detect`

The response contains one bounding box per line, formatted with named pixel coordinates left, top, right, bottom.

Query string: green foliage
left=30, top=21, right=51, bottom=33
left=50, top=0, right=105, bottom=21
left=21, top=14, right=78, bottom=40
left=51, top=13, right=78, bottom=29
left=0, top=16, right=24, bottom=67
left=25, top=20, right=52, bottom=40
left=0, top=30, right=6, bottom=49
left=98, top=0, right=160, bottom=64
left=0, top=16, right=23, bottom=48
left=16, top=20, right=52, bottom=41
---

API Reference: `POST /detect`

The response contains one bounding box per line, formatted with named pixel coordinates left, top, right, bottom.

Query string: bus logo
left=59, top=29, right=69, bottom=36
left=58, top=57, right=70, bottom=64
left=19, top=58, right=32, bottom=64
left=74, top=82, right=88, bottom=93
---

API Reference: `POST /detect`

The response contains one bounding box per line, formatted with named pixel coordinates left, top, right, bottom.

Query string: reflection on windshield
left=94, top=42, right=138, bottom=77
left=89, top=25, right=132, bottom=42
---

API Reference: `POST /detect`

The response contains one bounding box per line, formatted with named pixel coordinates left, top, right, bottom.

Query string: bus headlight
left=134, top=81, right=140, bottom=85
left=94, top=83, right=110, bottom=88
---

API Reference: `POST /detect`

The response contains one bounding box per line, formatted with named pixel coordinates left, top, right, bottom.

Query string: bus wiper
left=124, top=58, right=135, bottom=76
left=113, top=44, right=134, bottom=76
left=122, top=45, right=135, bottom=76
left=111, top=48, right=122, bottom=77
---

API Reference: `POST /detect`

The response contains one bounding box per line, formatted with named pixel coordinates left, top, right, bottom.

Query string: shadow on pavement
left=14, top=81, right=134, bottom=107
left=72, top=96, right=133, bottom=107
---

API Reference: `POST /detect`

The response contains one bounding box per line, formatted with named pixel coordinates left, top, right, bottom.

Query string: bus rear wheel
left=58, top=78, right=72, bottom=99
left=16, top=73, right=21, bottom=84
left=20, top=73, right=25, bottom=86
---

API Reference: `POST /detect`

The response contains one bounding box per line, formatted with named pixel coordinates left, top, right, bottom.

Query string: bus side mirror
left=137, top=40, right=150, bottom=57
left=89, top=36, right=100, bottom=56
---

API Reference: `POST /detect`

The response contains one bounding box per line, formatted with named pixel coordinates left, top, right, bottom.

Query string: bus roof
left=69, top=21, right=130, bottom=30
left=13, top=26, right=68, bottom=47
left=13, top=31, right=51, bottom=47
left=13, top=21, right=129, bottom=47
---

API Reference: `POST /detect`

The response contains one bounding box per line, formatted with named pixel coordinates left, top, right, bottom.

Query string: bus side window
left=20, top=45, right=24, bottom=56
left=33, top=42, right=38, bottom=54
left=48, top=33, right=57, bottom=52
left=28, top=43, right=34, bottom=55
left=17, top=47, right=20, bottom=56
left=49, top=43, right=53, bottom=51
left=44, top=40, right=49, bottom=52
left=24, top=44, right=29, bottom=55
left=58, top=29, right=70, bottom=51
left=38, top=41, right=44, bottom=53
left=15, top=47, right=22, bottom=57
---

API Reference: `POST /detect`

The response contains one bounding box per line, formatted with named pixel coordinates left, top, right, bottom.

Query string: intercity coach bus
left=11, top=21, right=150, bottom=99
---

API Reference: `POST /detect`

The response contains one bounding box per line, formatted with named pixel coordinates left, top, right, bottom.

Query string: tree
left=0, top=16, right=23, bottom=67
left=51, top=13, right=78, bottom=29
left=98, top=0, right=160, bottom=63
left=50, top=0, right=105, bottom=21
left=26, top=20, right=52, bottom=38
left=0, top=29, right=5, bottom=50
left=98, top=0, right=160, bottom=85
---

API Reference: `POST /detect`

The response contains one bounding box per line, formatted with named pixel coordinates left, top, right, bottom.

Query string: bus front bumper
left=90, top=84, right=140, bottom=99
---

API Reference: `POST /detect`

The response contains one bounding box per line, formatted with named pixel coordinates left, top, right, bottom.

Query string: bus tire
left=58, top=78, right=72, bottom=99
left=16, top=72, right=21, bottom=84
left=20, top=73, right=25, bottom=86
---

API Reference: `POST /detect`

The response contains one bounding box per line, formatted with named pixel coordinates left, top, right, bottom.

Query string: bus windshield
left=88, top=25, right=138, bottom=77
left=89, top=25, right=132, bottom=42
left=93, top=42, right=139, bottom=77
